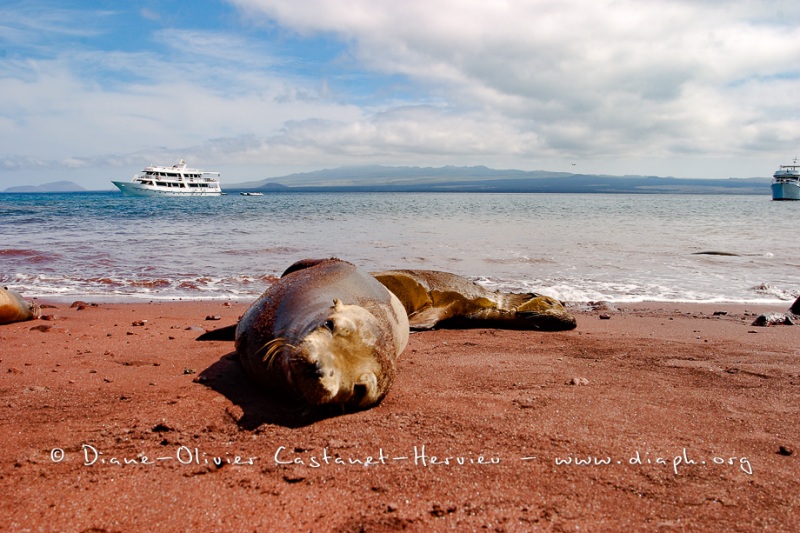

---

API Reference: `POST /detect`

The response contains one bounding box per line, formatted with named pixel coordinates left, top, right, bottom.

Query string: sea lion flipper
left=515, top=295, right=561, bottom=314
left=407, top=307, right=451, bottom=330
left=512, top=295, right=576, bottom=330
left=197, top=323, right=238, bottom=341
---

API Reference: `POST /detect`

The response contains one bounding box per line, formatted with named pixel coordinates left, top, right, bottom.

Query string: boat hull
left=112, top=181, right=223, bottom=197
left=771, top=181, right=800, bottom=201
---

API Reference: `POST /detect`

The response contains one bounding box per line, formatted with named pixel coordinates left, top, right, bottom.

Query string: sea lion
left=233, top=258, right=409, bottom=410
left=198, top=259, right=577, bottom=413
left=372, top=269, right=576, bottom=331
left=0, top=287, right=40, bottom=325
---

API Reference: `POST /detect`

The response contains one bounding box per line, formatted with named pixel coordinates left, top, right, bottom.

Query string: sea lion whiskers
left=259, top=337, right=293, bottom=369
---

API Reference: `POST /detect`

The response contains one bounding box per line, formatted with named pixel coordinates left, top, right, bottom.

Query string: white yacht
left=112, top=160, right=223, bottom=196
left=772, top=158, right=800, bottom=201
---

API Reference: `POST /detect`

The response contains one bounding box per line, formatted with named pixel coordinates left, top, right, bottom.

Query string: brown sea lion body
left=0, top=287, right=40, bottom=325
left=372, top=269, right=576, bottom=331
left=234, top=258, right=409, bottom=410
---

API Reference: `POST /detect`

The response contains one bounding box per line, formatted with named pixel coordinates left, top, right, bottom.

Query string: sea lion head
left=269, top=298, right=396, bottom=408
left=235, top=261, right=408, bottom=411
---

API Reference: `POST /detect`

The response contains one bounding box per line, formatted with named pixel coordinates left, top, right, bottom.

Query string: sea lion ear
left=332, top=298, right=344, bottom=310
left=280, top=258, right=344, bottom=278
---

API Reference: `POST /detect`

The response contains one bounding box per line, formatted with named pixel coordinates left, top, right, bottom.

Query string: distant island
left=2, top=165, right=771, bottom=194
left=3, top=181, right=87, bottom=193
left=228, top=165, right=771, bottom=195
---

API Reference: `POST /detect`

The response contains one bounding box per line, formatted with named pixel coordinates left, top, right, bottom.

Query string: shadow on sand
left=198, top=352, right=354, bottom=429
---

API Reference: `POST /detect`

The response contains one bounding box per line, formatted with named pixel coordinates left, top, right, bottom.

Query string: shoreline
left=2, top=299, right=798, bottom=530
left=23, top=292, right=800, bottom=306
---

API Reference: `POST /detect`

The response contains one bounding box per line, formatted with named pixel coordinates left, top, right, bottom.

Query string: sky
left=1, top=0, right=799, bottom=190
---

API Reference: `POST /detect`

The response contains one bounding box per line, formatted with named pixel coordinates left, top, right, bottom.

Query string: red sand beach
left=1, top=300, right=798, bottom=531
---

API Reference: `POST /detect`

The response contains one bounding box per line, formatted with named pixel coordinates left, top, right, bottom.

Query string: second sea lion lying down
left=372, top=268, right=576, bottom=331
left=199, top=258, right=576, bottom=412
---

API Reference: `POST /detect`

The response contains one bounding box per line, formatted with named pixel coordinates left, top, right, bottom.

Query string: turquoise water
left=1, top=191, right=797, bottom=302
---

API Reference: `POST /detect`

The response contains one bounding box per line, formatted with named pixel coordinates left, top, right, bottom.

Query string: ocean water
left=1, top=191, right=797, bottom=303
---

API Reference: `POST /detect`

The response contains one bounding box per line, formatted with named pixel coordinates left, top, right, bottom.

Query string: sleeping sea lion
left=232, top=258, right=409, bottom=410
left=0, top=287, right=40, bottom=325
left=198, top=259, right=577, bottom=414
left=372, top=269, right=576, bottom=331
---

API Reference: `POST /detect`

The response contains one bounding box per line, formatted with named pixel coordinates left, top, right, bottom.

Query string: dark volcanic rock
left=752, top=313, right=794, bottom=327
left=790, top=296, right=800, bottom=316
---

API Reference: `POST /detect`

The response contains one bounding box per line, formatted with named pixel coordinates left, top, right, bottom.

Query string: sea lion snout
left=289, top=343, right=381, bottom=407
left=290, top=357, right=342, bottom=404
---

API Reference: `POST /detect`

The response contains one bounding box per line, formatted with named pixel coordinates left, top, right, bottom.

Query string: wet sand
left=1, top=300, right=798, bottom=531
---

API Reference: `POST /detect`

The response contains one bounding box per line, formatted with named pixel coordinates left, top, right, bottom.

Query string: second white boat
left=772, top=158, right=800, bottom=201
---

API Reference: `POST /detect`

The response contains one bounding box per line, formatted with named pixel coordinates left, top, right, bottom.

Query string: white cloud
left=2, top=0, right=800, bottom=188
left=0, top=22, right=365, bottom=178
left=230, top=0, right=800, bottom=168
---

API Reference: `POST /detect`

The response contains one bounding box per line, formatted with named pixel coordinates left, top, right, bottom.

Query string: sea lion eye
left=323, top=319, right=335, bottom=332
